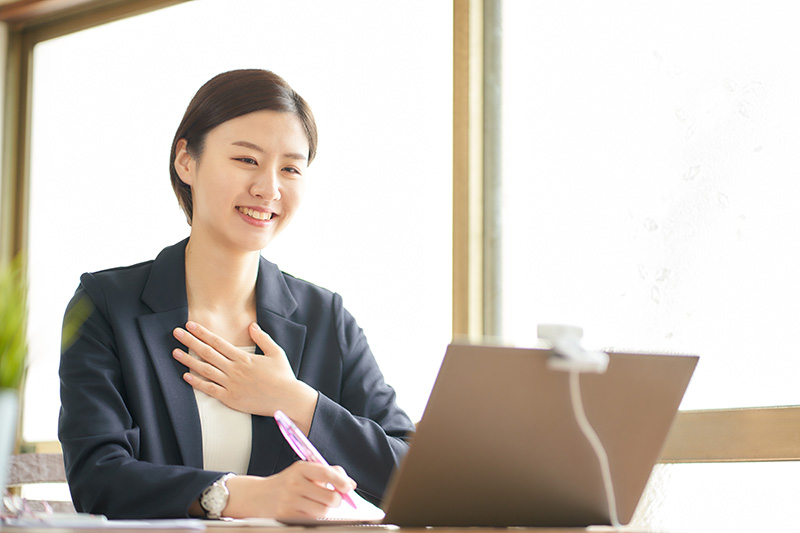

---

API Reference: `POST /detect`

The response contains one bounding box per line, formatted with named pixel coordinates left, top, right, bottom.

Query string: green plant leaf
left=0, top=254, right=28, bottom=390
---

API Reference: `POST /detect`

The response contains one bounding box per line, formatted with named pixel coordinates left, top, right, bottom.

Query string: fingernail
left=186, top=321, right=197, bottom=331
left=174, top=328, right=184, bottom=339
left=250, top=322, right=261, bottom=331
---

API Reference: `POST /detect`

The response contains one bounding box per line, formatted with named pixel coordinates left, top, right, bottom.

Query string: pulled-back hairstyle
left=169, top=69, right=317, bottom=224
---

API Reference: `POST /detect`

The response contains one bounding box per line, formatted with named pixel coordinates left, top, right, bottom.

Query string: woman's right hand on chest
left=172, top=321, right=318, bottom=432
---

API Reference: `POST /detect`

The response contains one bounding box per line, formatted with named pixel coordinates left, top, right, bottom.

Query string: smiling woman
left=57, top=69, right=416, bottom=520
left=17, top=0, right=452, bottom=456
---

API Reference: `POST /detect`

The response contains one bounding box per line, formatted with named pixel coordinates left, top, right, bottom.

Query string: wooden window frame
left=0, top=0, right=186, bottom=266
left=2, top=0, right=797, bottom=463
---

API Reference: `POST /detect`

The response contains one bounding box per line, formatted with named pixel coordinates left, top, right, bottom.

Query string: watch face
left=203, top=489, right=223, bottom=509
left=202, top=481, right=229, bottom=516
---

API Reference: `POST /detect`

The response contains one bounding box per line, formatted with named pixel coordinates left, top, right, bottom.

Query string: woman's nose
left=250, top=169, right=281, bottom=200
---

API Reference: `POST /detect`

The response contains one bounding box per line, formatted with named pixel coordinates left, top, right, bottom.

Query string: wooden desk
left=1, top=526, right=595, bottom=533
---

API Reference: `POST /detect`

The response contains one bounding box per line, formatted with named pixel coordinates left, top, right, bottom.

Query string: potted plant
left=0, top=255, right=27, bottom=492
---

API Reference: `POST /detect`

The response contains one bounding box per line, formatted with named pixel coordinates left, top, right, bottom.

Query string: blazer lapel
left=137, top=239, right=203, bottom=469
left=252, top=257, right=306, bottom=370
left=247, top=257, right=308, bottom=475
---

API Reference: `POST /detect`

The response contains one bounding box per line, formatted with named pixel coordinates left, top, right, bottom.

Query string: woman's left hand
left=172, top=321, right=318, bottom=433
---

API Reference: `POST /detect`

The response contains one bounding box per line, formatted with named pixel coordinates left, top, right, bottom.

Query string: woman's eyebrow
left=231, top=140, right=307, bottom=162
left=232, top=140, right=265, bottom=153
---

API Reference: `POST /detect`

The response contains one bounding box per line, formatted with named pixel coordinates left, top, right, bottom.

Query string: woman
left=58, top=69, right=414, bottom=520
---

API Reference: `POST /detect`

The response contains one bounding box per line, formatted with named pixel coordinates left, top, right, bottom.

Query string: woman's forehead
left=208, top=111, right=309, bottom=154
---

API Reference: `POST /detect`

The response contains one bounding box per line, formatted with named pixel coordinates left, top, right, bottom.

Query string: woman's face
left=175, top=110, right=310, bottom=253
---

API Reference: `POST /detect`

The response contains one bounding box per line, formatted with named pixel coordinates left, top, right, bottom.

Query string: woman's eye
left=283, top=167, right=301, bottom=175
left=235, top=157, right=258, bottom=165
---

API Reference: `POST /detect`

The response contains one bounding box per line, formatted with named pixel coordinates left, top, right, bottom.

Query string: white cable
left=568, top=370, right=622, bottom=530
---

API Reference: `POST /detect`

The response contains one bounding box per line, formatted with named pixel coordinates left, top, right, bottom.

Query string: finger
left=173, top=329, right=229, bottom=372
left=285, top=492, right=331, bottom=519
left=278, top=465, right=341, bottom=519
left=292, top=471, right=343, bottom=510
left=182, top=371, right=228, bottom=398
left=185, top=321, right=240, bottom=361
left=173, top=325, right=234, bottom=368
left=172, top=348, right=228, bottom=384
left=299, top=462, right=356, bottom=494
left=331, top=465, right=358, bottom=492
left=249, top=322, right=285, bottom=356
left=305, top=484, right=343, bottom=510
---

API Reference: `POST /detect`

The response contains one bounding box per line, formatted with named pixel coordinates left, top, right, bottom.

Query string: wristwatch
left=199, top=473, right=235, bottom=519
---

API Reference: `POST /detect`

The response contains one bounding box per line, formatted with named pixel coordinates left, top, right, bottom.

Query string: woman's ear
left=174, top=138, right=195, bottom=186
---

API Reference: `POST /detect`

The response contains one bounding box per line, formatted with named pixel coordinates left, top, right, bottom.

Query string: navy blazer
left=58, top=239, right=414, bottom=519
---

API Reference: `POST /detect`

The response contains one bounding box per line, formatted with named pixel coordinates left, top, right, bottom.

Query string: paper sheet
left=324, top=491, right=385, bottom=521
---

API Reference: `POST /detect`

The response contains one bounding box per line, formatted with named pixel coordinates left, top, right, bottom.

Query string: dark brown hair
left=169, top=69, right=317, bottom=224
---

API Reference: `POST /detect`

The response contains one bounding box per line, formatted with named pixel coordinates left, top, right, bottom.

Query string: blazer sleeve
left=306, top=293, right=415, bottom=505
left=58, top=278, right=220, bottom=519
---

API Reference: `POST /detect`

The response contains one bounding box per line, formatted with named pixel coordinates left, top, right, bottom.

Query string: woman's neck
left=184, top=233, right=260, bottom=342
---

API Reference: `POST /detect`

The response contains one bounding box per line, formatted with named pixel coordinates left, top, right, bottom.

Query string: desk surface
left=1, top=527, right=596, bottom=533
left=0, top=524, right=596, bottom=533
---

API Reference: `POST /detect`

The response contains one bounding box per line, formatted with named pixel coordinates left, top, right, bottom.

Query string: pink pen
left=274, top=409, right=357, bottom=509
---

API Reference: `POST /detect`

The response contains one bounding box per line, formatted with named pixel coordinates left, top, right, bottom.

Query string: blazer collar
left=141, top=238, right=299, bottom=319
left=141, top=238, right=190, bottom=313
left=255, top=255, right=299, bottom=318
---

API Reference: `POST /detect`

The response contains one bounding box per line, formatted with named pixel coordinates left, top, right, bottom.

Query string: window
left=501, top=1, right=800, bottom=530
left=502, top=0, right=800, bottom=410
left=20, top=0, right=452, bottom=442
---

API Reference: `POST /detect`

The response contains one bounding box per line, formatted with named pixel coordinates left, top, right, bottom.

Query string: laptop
left=291, top=343, right=698, bottom=527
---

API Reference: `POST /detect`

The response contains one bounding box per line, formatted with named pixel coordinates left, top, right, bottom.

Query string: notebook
left=287, top=343, right=698, bottom=527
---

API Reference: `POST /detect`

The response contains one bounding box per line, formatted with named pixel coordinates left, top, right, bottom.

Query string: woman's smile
left=237, top=206, right=275, bottom=222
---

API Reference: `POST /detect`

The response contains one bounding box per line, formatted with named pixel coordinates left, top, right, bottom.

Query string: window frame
left=2, top=0, right=797, bottom=462
left=1, top=0, right=187, bottom=266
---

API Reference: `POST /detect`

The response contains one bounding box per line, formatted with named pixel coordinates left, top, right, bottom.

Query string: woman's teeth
left=238, top=207, right=273, bottom=220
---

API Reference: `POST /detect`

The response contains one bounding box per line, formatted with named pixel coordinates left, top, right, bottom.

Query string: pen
left=274, top=409, right=357, bottom=509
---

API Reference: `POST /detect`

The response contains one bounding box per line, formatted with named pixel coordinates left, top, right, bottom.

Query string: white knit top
left=189, top=346, right=255, bottom=474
